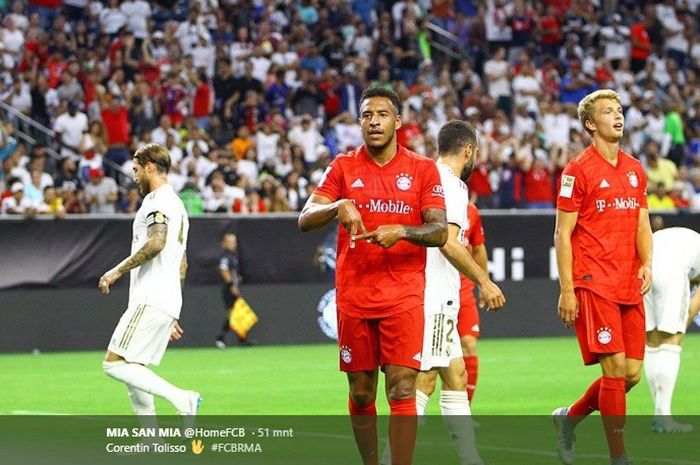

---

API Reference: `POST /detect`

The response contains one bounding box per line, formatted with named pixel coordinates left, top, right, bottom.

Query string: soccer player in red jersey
left=458, top=203, right=488, bottom=404
left=298, top=87, right=448, bottom=465
left=552, top=89, right=653, bottom=465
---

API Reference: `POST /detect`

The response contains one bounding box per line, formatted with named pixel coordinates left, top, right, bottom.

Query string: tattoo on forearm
left=118, top=224, right=167, bottom=273
left=180, top=254, right=187, bottom=285
left=403, top=208, right=447, bottom=247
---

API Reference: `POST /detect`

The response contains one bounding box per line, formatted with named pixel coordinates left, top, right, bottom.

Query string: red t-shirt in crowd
left=101, top=107, right=130, bottom=145
left=460, top=202, right=486, bottom=294
left=556, top=145, right=648, bottom=304
left=193, top=83, right=212, bottom=118
left=467, top=162, right=492, bottom=198
left=523, top=167, right=554, bottom=203
left=314, top=144, right=446, bottom=318
left=630, top=22, right=651, bottom=61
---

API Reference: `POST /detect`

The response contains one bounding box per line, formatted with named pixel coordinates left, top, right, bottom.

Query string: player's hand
left=170, top=321, right=184, bottom=341
left=638, top=265, right=652, bottom=295
left=337, top=199, right=366, bottom=248
left=357, top=225, right=405, bottom=248
left=478, top=280, right=506, bottom=311
left=98, top=267, right=123, bottom=295
left=558, top=291, right=579, bottom=328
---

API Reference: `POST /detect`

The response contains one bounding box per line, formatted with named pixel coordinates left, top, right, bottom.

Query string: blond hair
left=133, top=143, right=172, bottom=174
left=577, top=89, right=621, bottom=135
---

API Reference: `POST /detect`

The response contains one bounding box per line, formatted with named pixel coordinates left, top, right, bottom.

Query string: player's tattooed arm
left=402, top=207, right=448, bottom=247
left=118, top=223, right=168, bottom=273
left=180, top=253, right=188, bottom=287
left=99, top=224, right=167, bottom=295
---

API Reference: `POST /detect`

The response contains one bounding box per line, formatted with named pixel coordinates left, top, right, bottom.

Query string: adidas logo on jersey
left=599, top=179, right=610, bottom=188
left=412, top=352, right=422, bottom=362
left=351, top=178, right=364, bottom=188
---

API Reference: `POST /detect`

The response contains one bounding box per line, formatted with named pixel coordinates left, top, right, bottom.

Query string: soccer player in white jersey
left=381, top=121, right=505, bottom=465
left=644, top=226, right=700, bottom=434
left=98, top=143, right=200, bottom=419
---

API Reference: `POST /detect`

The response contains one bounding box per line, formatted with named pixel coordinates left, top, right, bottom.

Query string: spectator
left=84, top=167, right=118, bottom=213
left=179, top=181, right=204, bottom=215
left=100, top=93, right=131, bottom=171
left=151, top=114, right=181, bottom=147
left=53, top=101, right=88, bottom=160
left=233, top=187, right=266, bottom=213
left=644, top=141, right=678, bottom=191
left=119, top=184, right=141, bottom=213
left=647, top=182, right=676, bottom=212
left=1, top=182, right=37, bottom=217
left=599, top=14, right=630, bottom=70
left=287, top=114, right=325, bottom=165
left=559, top=60, right=596, bottom=105
left=37, top=185, right=65, bottom=218
left=483, top=46, right=511, bottom=115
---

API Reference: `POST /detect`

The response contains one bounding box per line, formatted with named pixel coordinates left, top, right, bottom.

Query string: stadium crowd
left=0, top=0, right=699, bottom=216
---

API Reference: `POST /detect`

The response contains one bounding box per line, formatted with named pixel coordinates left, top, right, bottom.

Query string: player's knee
left=102, top=359, right=125, bottom=376
left=387, top=377, right=416, bottom=401
left=625, top=369, right=642, bottom=391
left=349, top=390, right=376, bottom=408
left=420, top=377, right=437, bottom=397
left=461, top=336, right=478, bottom=355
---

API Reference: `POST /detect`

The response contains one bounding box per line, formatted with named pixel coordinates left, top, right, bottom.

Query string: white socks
left=126, top=385, right=156, bottom=415
left=103, top=360, right=190, bottom=413
left=655, top=344, right=682, bottom=416
left=416, top=390, right=430, bottom=416
left=644, top=346, right=660, bottom=404
left=440, top=390, right=482, bottom=465
left=645, top=344, right=682, bottom=416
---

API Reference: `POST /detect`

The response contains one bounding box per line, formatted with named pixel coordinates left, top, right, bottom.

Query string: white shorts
left=108, top=304, right=175, bottom=366
left=420, top=300, right=462, bottom=371
left=644, top=267, right=690, bottom=335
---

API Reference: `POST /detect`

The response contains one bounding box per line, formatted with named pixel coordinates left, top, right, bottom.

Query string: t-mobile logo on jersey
left=596, top=197, right=640, bottom=212
left=363, top=199, right=413, bottom=214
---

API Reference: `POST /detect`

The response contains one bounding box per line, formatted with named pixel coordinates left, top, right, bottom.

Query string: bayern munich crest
left=396, top=173, right=413, bottom=191
left=340, top=345, right=352, bottom=364
left=627, top=172, right=638, bottom=188
left=597, top=327, right=612, bottom=345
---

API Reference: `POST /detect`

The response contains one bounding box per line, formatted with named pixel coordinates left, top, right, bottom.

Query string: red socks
left=348, top=397, right=378, bottom=465
left=349, top=397, right=377, bottom=416
left=388, top=398, right=417, bottom=465
left=568, top=377, right=602, bottom=421
left=464, top=355, right=478, bottom=403
left=599, top=376, right=626, bottom=459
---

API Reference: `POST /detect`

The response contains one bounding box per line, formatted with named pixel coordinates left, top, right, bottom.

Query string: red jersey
left=557, top=145, right=648, bottom=304
left=460, top=203, right=486, bottom=293
left=314, top=144, right=445, bottom=318
left=523, top=168, right=554, bottom=203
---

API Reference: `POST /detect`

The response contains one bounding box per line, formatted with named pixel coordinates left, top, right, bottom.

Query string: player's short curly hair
left=134, top=143, right=171, bottom=174
left=360, top=86, right=401, bottom=115
left=578, top=89, right=621, bottom=135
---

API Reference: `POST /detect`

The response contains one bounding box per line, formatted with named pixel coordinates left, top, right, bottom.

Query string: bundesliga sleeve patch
left=559, top=175, right=575, bottom=198
left=146, top=211, right=168, bottom=227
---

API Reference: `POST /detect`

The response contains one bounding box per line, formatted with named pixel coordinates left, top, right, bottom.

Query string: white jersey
left=425, top=164, right=469, bottom=305
left=128, top=184, right=189, bottom=318
left=645, top=227, right=700, bottom=334
left=652, top=228, right=700, bottom=280
left=421, top=164, right=469, bottom=369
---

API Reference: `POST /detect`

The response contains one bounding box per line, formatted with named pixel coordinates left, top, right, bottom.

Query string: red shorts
left=337, top=306, right=424, bottom=372
left=457, top=282, right=480, bottom=338
left=575, top=288, right=645, bottom=366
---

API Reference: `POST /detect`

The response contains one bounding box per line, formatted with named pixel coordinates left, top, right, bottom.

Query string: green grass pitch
left=1, top=334, right=699, bottom=416
left=2, top=336, right=699, bottom=464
